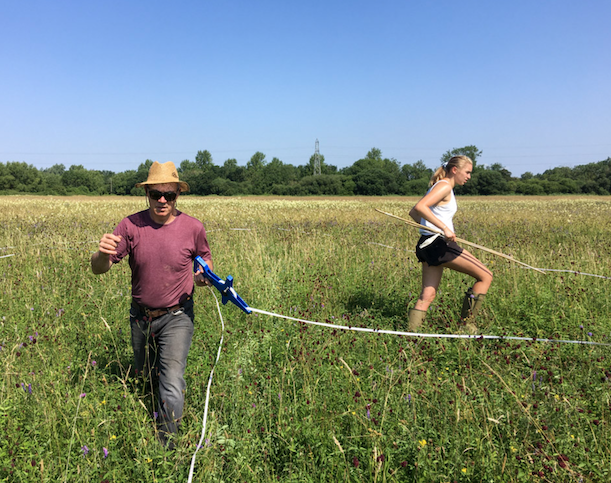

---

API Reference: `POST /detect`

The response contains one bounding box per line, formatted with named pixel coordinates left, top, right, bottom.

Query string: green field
left=1, top=196, right=610, bottom=482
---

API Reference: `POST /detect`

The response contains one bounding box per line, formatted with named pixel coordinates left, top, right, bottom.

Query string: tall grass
left=1, top=195, right=610, bottom=482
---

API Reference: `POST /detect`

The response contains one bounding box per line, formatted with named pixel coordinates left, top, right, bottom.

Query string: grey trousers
left=130, top=299, right=195, bottom=435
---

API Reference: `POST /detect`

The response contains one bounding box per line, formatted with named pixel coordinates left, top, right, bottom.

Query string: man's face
left=147, top=183, right=180, bottom=220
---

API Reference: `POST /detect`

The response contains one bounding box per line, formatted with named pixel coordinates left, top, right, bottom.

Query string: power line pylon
left=313, top=139, right=321, bottom=176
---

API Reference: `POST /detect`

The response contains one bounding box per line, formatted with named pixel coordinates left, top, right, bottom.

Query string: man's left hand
left=194, top=269, right=212, bottom=287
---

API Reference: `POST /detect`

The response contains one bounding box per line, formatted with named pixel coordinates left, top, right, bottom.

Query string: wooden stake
left=375, top=209, right=546, bottom=275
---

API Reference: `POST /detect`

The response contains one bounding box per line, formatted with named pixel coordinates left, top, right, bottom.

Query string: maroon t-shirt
left=111, top=210, right=212, bottom=309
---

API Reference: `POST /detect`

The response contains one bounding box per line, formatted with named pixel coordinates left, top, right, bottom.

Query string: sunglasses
left=148, top=190, right=178, bottom=202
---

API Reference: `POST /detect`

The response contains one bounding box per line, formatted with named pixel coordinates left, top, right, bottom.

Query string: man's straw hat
left=135, top=161, right=189, bottom=192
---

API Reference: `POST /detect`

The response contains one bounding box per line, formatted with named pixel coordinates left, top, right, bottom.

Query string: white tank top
left=419, top=179, right=457, bottom=235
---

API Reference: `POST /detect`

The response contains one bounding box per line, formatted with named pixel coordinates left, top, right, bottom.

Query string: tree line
left=1, top=145, right=610, bottom=196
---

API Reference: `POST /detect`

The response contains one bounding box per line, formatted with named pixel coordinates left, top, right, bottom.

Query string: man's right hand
left=91, top=234, right=122, bottom=274
left=98, top=233, right=122, bottom=256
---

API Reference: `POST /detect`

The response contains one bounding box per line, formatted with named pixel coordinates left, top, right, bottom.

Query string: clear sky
left=1, top=0, right=610, bottom=176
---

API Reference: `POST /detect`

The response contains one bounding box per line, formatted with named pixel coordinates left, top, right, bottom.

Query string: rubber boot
left=460, top=288, right=486, bottom=333
left=408, top=308, right=427, bottom=331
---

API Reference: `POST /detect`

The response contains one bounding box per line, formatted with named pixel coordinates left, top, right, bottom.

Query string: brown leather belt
left=136, top=295, right=191, bottom=319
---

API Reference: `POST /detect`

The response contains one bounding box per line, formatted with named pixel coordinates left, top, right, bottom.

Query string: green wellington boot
left=408, top=308, right=427, bottom=331
left=460, top=288, right=486, bottom=333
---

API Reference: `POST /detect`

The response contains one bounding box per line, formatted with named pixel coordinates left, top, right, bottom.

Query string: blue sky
left=1, top=0, right=609, bottom=176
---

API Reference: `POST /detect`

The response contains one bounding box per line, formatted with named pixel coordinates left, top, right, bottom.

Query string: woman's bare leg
left=442, top=249, right=492, bottom=294
left=414, top=263, right=444, bottom=311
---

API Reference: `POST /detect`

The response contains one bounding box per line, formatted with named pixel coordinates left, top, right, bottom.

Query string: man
left=91, top=161, right=213, bottom=448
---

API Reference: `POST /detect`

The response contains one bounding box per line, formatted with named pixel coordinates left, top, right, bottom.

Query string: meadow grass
left=1, top=195, right=610, bottom=482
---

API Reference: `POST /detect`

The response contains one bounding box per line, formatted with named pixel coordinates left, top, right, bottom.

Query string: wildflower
left=153, top=411, right=158, bottom=419
left=28, top=384, right=32, bottom=395
left=80, top=393, right=86, bottom=398
left=110, top=435, right=117, bottom=440
left=419, top=439, right=427, bottom=447
left=588, top=332, right=593, bottom=337
left=81, top=445, right=89, bottom=456
left=102, top=447, right=108, bottom=458
left=462, top=468, right=467, bottom=473
left=91, top=361, right=97, bottom=367
left=353, top=456, right=359, bottom=468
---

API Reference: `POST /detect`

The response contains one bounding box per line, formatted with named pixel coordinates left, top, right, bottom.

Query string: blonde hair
left=429, top=155, right=473, bottom=186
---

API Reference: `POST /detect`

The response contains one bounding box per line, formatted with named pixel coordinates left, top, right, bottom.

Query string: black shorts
left=415, top=234, right=463, bottom=267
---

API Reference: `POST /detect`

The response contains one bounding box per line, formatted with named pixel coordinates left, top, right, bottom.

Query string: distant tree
left=401, top=160, right=432, bottom=181
left=132, top=160, right=154, bottom=195
left=441, top=145, right=483, bottom=169
left=306, top=153, right=332, bottom=175
left=343, top=148, right=401, bottom=178
left=44, top=164, right=66, bottom=176
left=353, top=168, right=398, bottom=195
left=473, top=170, right=508, bottom=195
left=402, top=178, right=429, bottom=196
left=62, top=165, right=105, bottom=194
left=1, top=162, right=42, bottom=192
left=195, top=150, right=214, bottom=170
left=179, top=159, right=198, bottom=172
left=367, top=147, right=382, bottom=160
left=488, top=163, right=512, bottom=181
left=515, top=179, right=545, bottom=195
left=245, top=152, right=268, bottom=194
left=294, top=174, right=354, bottom=195
left=111, top=170, right=139, bottom=195
left=246, top=152, right=267, bottom=172
left=220, top=158, right=245, bottom=183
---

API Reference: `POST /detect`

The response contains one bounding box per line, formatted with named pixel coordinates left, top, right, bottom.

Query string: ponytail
left=429, top=155, right=473, bottom=186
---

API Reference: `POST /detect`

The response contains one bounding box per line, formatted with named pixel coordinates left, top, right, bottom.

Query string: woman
left=407, top=155, right=492, bottom=332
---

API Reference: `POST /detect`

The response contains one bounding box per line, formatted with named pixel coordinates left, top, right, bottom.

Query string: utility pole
left=313, top=139, right=321, bottom=176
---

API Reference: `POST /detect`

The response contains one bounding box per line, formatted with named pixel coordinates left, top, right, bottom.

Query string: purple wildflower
left=80, top=393, right=86, bottom=398
left=28, top=384, right=32, bottom=395
left=102, top=447, right=108, bottom=459
left=91, top=361, right=97, bottom=367
left=81, top=445, right=89, bottom=456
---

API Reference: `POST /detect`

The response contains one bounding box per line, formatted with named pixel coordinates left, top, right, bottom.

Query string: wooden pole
left=375, top=209, right=546, bottom=275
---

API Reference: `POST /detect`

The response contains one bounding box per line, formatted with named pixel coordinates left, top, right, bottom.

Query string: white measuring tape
left=187, top=296, right=610, bottom=480
left=248, top=307, right=611, bottom=347
left=187, top=289, right=225, bottom=483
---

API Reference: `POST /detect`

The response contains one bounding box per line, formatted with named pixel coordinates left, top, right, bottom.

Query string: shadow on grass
left=345, top=288, right=409, bottom=319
